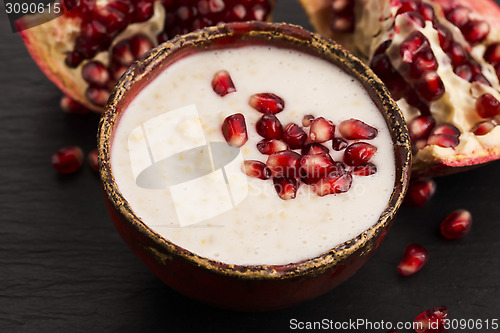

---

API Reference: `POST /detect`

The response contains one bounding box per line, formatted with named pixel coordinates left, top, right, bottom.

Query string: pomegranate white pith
left=300, top=0, right=500, bottom=176
left=110, top=46, right=396, bottom=265
left=16, top=0, right=274, bottom=111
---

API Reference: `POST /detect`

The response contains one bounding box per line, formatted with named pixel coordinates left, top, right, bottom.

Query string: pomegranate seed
left=484, top=42, right=500, bottom=64
left=51, top=146, right=84, bottom=174
left=404, top=89, right=431, bottom=115
left=211, top=70, right=236, bottom=97
left=134, top=0, right=155, bottom=22
left=65, top=51, right=84, bottom=68
left=404, top=178, right=436, bottom=207
left=440, top=209, right=472, bottom=239
left=332, top=137, right=348, bottom=151
left=242, top=160, right=271, bottom=180
left=462, top=20, right=490, bottom=45
left=434, top=23, right=452, bottom=51
left=330, top=16, right=355, bottom=33
left=396, top=0, right=419, bottom=16
left=448, top=42, right=467, bottom=67
left=300, top=153, right=335, bottom=178
left=302, top=114, right=314, bottom=127
left=81, top=20, right=106, bottom=40
left=273, top=177, right=299, bottom=200
left=454, top=64, right=473, bottom=81
left=302, top=143, right=329, bottom=155
left=221, top=113, right=248, bottom=148
left=339, top=118, right=378, bottom=140
left=353, top=163, right=377, bottom=176
left=400, top=32, right=429, bottom=63
left=129, top=34, right=154, bottom=59
left=405, top=11, right=425, bottom=28
left=111, top=40, right=135, bottom=66
left=309, top=117, right=335, bottom=143
left=431, top=123, right=461, bottom=137
left=257, top=139, right=289, bottom=155
left=408, top=115, right=435, bottom=141
left=397, top=243, right=428, bottom=276
left=419, top=3, right=435, bottom=21
left=282, top=123, right=307, bottom=149
left=88, top=149, right=99, bottom=172
left=472, top=119, right=498, bottom=136
left=96, top=3, right=129, bottom=32
left=412, top=139, right=428, bottom=154
left=61, top=0, right=78, bottom=11
left=410, top=50, right=438, bottom=78
left=249, top=93, right=285, bottom=114
left=447, top=6, right=471, bottom=28
left=476, top=93, right=500, bottom=118
left=473, top=73, right=491, bottom=86
left=331, top=0, right=353, bottom=13
left=86, top=86, right=110, bottom=107
left=256, top=114, right=283, bottom=139
left=110, top=63, right=128, bottom=81
left=343, top=142, right=377, bottom=166
left=415, top=71, right=445, bottom=102
left=266, top=150, right=301, bottom=178
left=60, top=95, right=90, bottom=115
left=414, top=306, right=448, bottom=333
left=313, top=172, right=352, bottom=196
left=82, top=61, right=110, bottom=87
left=428, top=134, right=459, bottom=147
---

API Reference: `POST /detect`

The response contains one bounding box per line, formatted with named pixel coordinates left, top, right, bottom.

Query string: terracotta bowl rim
left=97, top=21, right=412, bottom=281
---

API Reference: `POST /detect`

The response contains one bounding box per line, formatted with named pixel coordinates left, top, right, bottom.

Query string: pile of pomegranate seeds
left=216, top=70, right=380, bottom=200
left=397, top=243, right=428, bottom=276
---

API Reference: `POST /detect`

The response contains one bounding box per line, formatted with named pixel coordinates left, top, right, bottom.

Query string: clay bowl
left=97, top=21, right=411, bottom=311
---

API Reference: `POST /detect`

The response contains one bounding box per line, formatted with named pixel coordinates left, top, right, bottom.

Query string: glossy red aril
left=472, top=119, right=499, bottom=135
left=309, top=117, right=335, bottom=143
left=300, top=153, right=335, bottom=178
left=427, top=123, right=460, bottom=148
left=257, top=139, right=289, bottom=155
left=256, top=114, right=283, bottom=139
left=242, top=160, right=272, bottom=180
left=413, top=306, right=449, bottom=333
left=249, top=93, right=285, bottom=114
left=273, top=177, right=300, bottom=200
left=338, top=118, right=378, bottom=140
left=266, top=150, right=301, bottom=178
left=332, top=137, right=347, bottom=151
left=82, top=61, right=110, bottom=86
left=212, top=70, right=236, bottom=97
left=282, top=123, right=308, bottom=149
left=462, top=20, right=490, bottom=45
left=397, top=243, right=428, bottom=277
left=484, top=42, right=500, bottom=64
left=51, top=146, right=84, bottom=174
left=222, top=113, right=248, bottom=148
left=88, top=149, right=99, bottom=171
left=343, top=142, right=377, bottom=166
left=302, top=143, right=329, bottom=155
left=404, top=178, right=436, bottom=207
left=302, top=114, right=314, bottom=127
left=440, top=209, right=472, bottom=239
left=415, top=71, right=445, bottom=102
left=476, top=93, right=500, bottom=118
left=353, top=163, right=377, bottom=176
left=408, top=115, right=436, bottom=141
left=313, top=172, right=352, bottom=196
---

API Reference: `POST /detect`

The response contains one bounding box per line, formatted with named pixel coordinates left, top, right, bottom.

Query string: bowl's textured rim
left=98, top=21, right=411, bottom=280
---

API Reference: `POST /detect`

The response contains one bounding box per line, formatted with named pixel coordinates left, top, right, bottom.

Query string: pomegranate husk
left=16, top=1, right=276, bottom=112
left=299, top=0, right=500, bottom=177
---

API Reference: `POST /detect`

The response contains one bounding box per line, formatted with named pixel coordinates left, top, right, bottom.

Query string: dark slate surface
left=0, top=1, right=499, bottom=332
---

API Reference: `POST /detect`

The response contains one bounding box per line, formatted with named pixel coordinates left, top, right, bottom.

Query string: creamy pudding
left=110, top=45, right=396, bottom=266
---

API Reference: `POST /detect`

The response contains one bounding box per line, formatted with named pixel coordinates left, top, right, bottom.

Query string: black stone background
left=0, top=1, right=499, bottom=332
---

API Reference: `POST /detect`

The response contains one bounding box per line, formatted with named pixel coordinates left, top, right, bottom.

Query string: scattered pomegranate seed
left=282, top=123, right=308, bottom=149
left=476, top=93, right=500, bottom=118
left=484, top=42, right=500, bottom=64
left=313, top=172, right=352, bottom=196
left=440, top=209, right=472, bottom=239
left=221, top=113, right=248, bottom=147
left=415, top=71, right=445, bottom=102
left=302, top=114, right=314, bottom=127
left=300, top=153, right=335, bottom=179
left=266, top=150, right=301, bottom=178
left=472, top=119, right=499, bottom=136
left=249, top=93, right=285, bottom=114
left=257, top=139, right=289, bottom=155
left=462, top=20, right=490, bottom=45
left=51, top=146, right=84, bottom=174
left=404, top=178, right=436, bottom=207
left=256, top=114, right=283, bottom=139
left=343, top=142, right=377, bottom=166
left=242, top=160, right=271, bottom=180
left=273, top=177, right=299, bottom=200
left=408, top=115, right=436, bottom=141
left=353, top=163, right=377, bottom=176
left=211, top=70, right=236, bottom=97
left=81, top=61, right=110, bottom=87
left=413, top=306, right=449, bottom=333
left=332, top=137, right=348, bottom=151
left=88, top=149, right=99, bottom=172
left=339, top=118, right=378, bottom=140
left=397, top=243, right=428, bottom=276
left=60, top=95, right=90, bottom=115
left=309, top=117, right=335, bottom=143
left=302, top=143, right=330, bottom=155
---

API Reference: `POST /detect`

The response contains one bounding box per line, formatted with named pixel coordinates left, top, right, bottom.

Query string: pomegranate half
left=16, top=0, right=275, bottom=112
left=300, top=0, right=500, bottom=176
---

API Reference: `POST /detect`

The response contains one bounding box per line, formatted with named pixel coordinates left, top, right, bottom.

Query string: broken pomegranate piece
left=16, top=0, right=275, bottom=111
left=300, top=0, right=500, bottom=176
left=413, top=306, right=449, bottom=333
left=397, top=243, right=428, bottom=276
